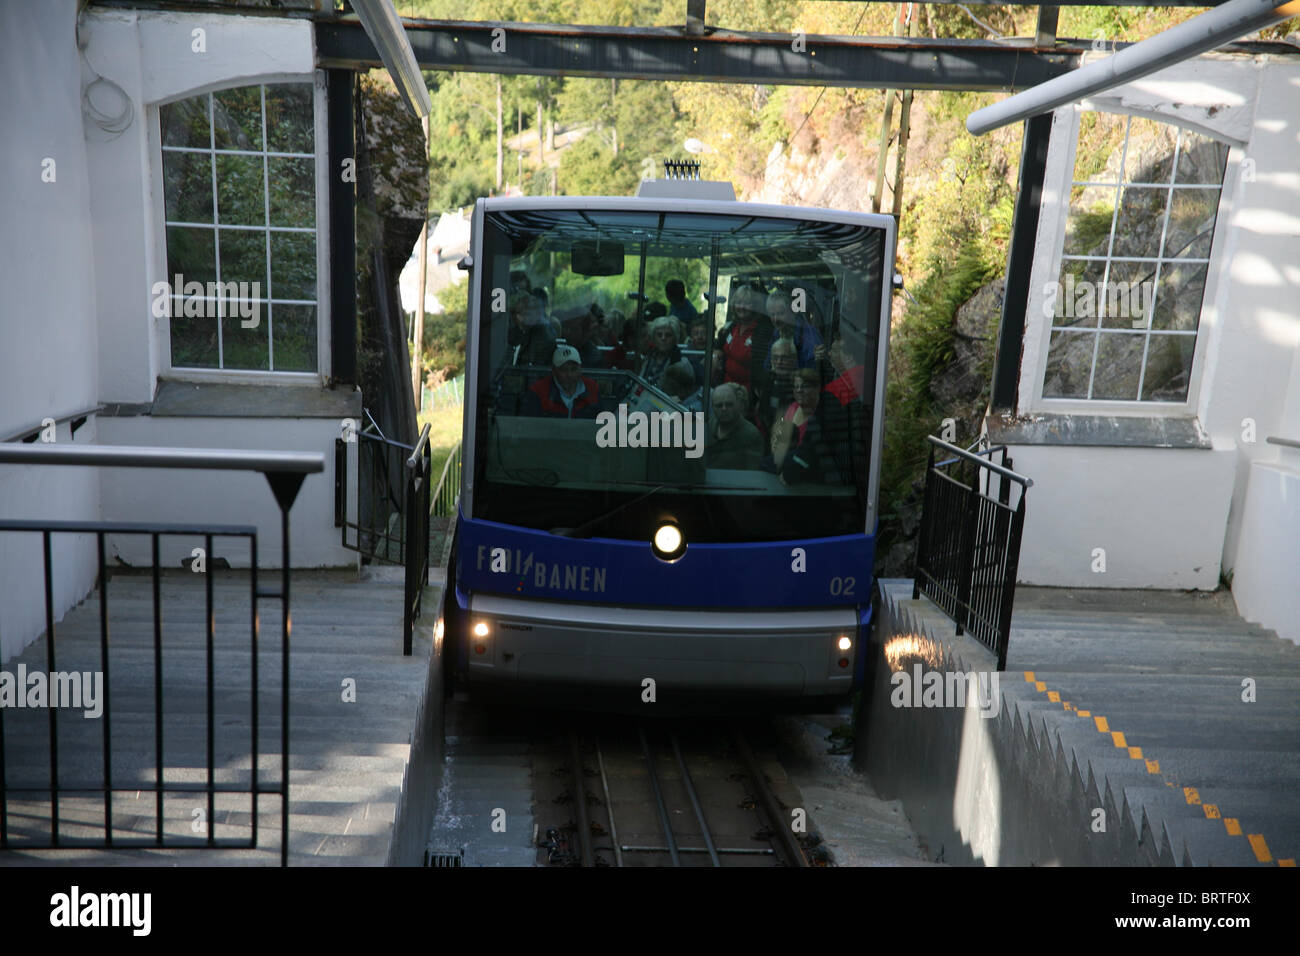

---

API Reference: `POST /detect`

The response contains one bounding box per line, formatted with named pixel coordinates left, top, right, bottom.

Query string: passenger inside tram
left=705, top=382, right=763, bottom=471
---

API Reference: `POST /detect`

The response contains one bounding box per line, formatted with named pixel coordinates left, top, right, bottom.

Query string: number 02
left=830, top=576, right=855, bottom=597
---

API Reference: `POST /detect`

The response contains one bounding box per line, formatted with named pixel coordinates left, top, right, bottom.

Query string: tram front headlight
left=838, top=636, right=853, bottom=651
left=473, top=621, right=489, bottom=638
left=651, top=522, right=686, bottom=561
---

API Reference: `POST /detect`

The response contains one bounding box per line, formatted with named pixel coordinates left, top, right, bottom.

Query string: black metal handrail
left=0, top=443, right=322, bottom=866
left=912, top=436, right=1031, bottom=670
left=403, top=424, right=432, bottom=656
left=336, top=431, right=411, bottom=563
left=1, top=406, right=105, bottom=444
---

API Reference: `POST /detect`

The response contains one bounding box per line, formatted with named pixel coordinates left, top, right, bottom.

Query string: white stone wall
left=1007, top=54, right=1299, bottom=617
left=0, top=1, right=102, bottom=662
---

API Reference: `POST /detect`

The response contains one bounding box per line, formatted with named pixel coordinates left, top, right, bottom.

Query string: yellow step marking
left=1202, top=804, right=1220, bottom=819
left=1048, top=691, right=1060, bottom=702
left=1145, top=760, right=1160, bottom=774
left=1063, top=702, right=1074, bottom=712
left=1077, top=710, right=1090, bottom=717
left=1184, top=787, right=1200, bottom=805
left=1023, top=671, right=1036, bottom=682
left=1093, top=716, right=1109, bottom=732
left=1248, top=834, right=1272, bottom=863
left=1224, top=818, right=1242, bottom=836
left=1034, top=681, right=1047, bottom=692
left=1279, top=859, right=1295, bottom=867
left=1111, top=731, right=1127, bottom=748
left=1127, top=746, right=1143, bottom=759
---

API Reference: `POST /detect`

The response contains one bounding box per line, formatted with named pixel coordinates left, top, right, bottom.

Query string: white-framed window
left=1031, top=109, right=1231, bottom=408
left=159, top=82, right=320, bottom=374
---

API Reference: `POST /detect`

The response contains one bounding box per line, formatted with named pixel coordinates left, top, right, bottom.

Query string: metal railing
left=0, top=443, right=322, bottom=866
left=912, top=436, right=1032, bottom=671
left=403, top=424, right=432, bottom=657
left=429, top=441, right=462, bottom=575
left=335, top=427, right=416, bottom=565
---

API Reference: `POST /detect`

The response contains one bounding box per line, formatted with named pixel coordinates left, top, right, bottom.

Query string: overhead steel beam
left=317, top=19, right=1081, bottom=91
left=969, top=0, right=1300, bottom=133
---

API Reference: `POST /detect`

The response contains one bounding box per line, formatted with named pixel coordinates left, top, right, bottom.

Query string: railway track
left=538, top=718, right=815, bottom=867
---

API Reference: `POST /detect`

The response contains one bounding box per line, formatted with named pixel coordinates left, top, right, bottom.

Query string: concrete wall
left=857, top=582, right=1183, bottom=866
left=98, top=415, right=355, bottom=569
left=1009, top=444, right=1236, bottom=590
left=0, top=0, right=103, bottom=663
left=1231, top=448, right=1300, bottom=645
left=1004, top=54, right=1299, bottom=600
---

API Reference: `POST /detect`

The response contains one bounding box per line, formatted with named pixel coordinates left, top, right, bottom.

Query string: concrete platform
left=0, top=567, right=443, bottom=866
left=857, top=579, right=1300, bottom=867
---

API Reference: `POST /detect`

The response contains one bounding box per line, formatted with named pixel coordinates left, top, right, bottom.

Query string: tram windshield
left=471, top=206, right=888, bottom=542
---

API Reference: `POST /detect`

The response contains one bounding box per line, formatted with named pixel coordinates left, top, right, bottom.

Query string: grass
left=418, top=403, right=465, bottom=491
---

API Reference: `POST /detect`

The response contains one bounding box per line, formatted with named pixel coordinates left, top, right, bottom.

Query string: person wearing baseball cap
left=521, top=345, right=601, bottom=419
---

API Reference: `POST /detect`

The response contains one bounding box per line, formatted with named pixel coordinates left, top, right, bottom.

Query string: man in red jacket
left=522, top=345, right=601, bottom=419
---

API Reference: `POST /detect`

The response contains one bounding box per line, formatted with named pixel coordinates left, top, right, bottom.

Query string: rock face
left=355, top=73, right=430, bottom=447
left=930, top=277, right=1003, bottom=421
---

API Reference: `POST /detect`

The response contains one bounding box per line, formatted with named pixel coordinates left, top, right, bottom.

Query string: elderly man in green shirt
left=706, top=382, right=763, bottom=470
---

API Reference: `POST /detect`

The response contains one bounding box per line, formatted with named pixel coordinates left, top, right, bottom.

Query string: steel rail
left=733, top=726, right=808, bottom=868
left=567, top=731, right=595, bottom=867
left=670, top=733, right=721, bottom=867
left=595, top=737, right=623, bottom=868
left=637, top=724, right=681, bottom=867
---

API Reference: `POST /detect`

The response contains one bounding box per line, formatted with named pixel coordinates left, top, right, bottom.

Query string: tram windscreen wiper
left=551, top=483, right=667, bottom=539
left=550, top=481, right=767, bottom=539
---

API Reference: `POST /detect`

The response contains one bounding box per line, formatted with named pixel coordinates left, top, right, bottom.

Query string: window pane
left=1092, top=333, right=1144, bottom=400
left=1123, top=117, right=1178, bottom=184
left=216, top=154, right=265, bottom=225
left=1072, top=111, right=1127, bottom=183
left=265, top=84, right=313, bottom=154
left=1062, top=186, right=1116, bottom=256
left=222, top=312, right=270, bottom=371
left=1176, top=130, right=1230, bottom=185
left=170, top=312, right=219, bottom=369
left=163, top=150, right=213, bottom=222
left=166, top=226, right=215, bottom=284
left=1164, top=187, right=1220, bottom=259
left=1141, top=334, right=1195, bottom=401
left=1151, top=261, right=1208, bottom=331
left=1099, top=259, right=1156, bottom=330
left=269, top=232, right=315, bottom=301
left=272, top=304, right=317, bottom=372
left=160, top=95, right=210, bottom=149
left=1111, top=186, right=1168, bottom=258
left=213, top=87, right=262, bottom=151
left=218, top=228, right=268, bottom=291
left=267, top=157, right=314, bottom=227
left=1054, top=257, right=1106, bottom=328
left=1043, top=330, right=1095, bottom=398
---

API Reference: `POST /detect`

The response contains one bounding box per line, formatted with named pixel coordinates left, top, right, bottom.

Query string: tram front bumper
left=462, top=594, right=858, bottom=697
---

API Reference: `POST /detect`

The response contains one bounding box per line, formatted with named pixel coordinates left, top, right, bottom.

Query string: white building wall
left=1003, top=54, right=1299, bottom=608
left=0, top=0, right=103, bottom=662
left=97, top=417, right=355, bottom=570
left=80, top=10, right=315, bottom=404
left=1009, top=445, right=1235, bottom=590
